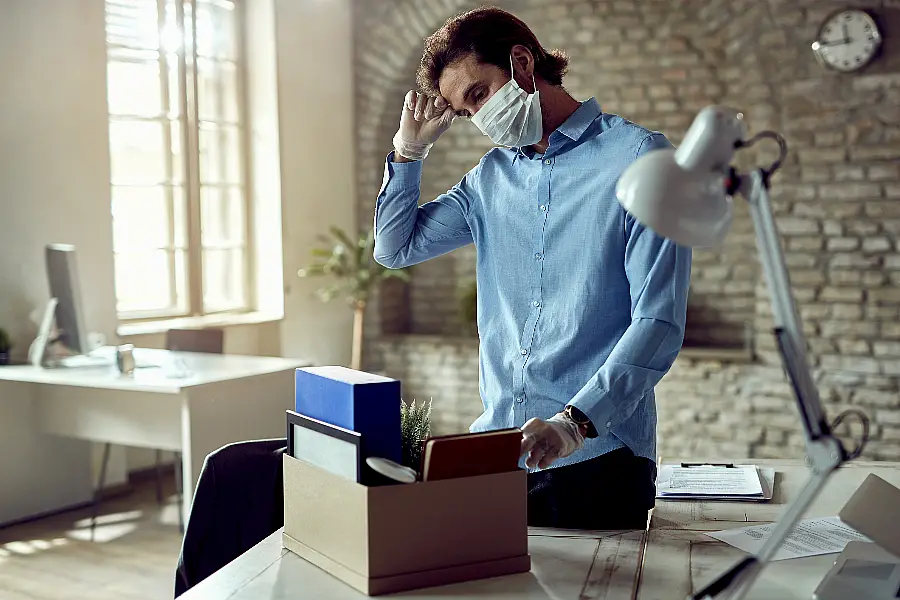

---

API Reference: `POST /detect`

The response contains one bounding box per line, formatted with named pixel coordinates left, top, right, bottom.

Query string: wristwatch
left=564, top=405, right=598, bottom=439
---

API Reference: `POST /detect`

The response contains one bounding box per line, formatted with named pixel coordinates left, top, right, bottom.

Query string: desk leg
left=179, top=370, right=295, bottom=526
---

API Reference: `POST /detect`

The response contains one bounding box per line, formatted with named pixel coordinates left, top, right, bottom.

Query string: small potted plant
left=0, top=327, right=11, bottom=365
left=400, top=398, right=433, bottom=471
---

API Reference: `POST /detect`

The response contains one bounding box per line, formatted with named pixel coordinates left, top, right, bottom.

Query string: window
left=105, top=0, right=250, bottom=320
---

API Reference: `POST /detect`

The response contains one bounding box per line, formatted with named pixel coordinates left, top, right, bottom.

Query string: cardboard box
left=294, top=366, right=401, bottom=463
left=282, top=454, right=530, bottom=595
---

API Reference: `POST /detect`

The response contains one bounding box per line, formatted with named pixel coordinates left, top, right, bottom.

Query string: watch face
left=566, top=405, right=589, bottom=424
left=812, top=9, right=882, bottom=72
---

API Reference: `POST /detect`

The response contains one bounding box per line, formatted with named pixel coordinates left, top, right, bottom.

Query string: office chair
left=174, top=438, right=287, bottom=597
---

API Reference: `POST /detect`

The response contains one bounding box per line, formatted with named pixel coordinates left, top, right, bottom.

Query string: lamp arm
left=690, top=169, right=846, bottom=600
left=744, top=170, right=830, bottom=439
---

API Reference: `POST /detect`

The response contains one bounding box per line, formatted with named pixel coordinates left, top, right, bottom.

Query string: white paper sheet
left=706, top=517, right=872, bottom=561
left=656, top=464, right=763, bottom=496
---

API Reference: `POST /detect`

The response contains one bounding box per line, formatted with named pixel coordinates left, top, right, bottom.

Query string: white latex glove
left=520, top=413, right=586, bottom=470
left=392, top=90, right=455, bottom=161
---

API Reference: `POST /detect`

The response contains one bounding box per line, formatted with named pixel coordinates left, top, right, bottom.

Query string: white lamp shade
left=615, top=148, right=733, bottom=248
left=615, top=106, right=746, bottom=249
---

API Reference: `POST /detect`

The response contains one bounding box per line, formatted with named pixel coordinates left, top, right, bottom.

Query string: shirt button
left=539, top=204, right=547, bottom=212
left=606, top=421, right=613, bottom=429
left=515, top=396, right=524, bottom=404
left=544, top=159, right=552, bottom=165
left=534, top=252, right=542, bottom=260
left=532, top=300, right=541, bottom=308
left=520, top=348, right=528, bottom=355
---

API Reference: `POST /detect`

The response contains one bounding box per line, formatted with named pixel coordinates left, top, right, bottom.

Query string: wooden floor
left=0, top=478, right=184, bottom=600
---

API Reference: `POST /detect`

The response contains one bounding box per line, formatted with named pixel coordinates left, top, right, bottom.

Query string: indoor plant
left=400, top=398, right=432, bottom=470
left=297, top=226, right=409, bottom=370
left=0, top=327, right=11, bottom=365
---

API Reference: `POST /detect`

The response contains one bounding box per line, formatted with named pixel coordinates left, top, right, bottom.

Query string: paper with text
left=657, top=465, right=763, bottom=496
left=706, top=517, right=872, bottom=561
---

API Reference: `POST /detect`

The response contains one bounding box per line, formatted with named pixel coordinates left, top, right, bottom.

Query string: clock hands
left=813, top=21, right=854, bottom=50
left=814, top=28, right=853, bottom=49
left=814, top=39, right=849, bottom=48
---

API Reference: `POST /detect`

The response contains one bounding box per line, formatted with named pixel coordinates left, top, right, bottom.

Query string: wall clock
left=811, top=8, right=882, bottom=73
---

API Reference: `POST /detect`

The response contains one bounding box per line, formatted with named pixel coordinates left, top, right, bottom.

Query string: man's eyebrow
left=462, top=81, right=481, bottom=104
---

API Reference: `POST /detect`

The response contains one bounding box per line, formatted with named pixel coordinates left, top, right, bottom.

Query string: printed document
left=656, top=464, right=763, bottom=497
left=707, top=517, right=872, bottom=561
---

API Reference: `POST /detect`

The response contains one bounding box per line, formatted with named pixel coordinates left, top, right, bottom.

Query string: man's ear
left=510, top=44, right=535, bottom=79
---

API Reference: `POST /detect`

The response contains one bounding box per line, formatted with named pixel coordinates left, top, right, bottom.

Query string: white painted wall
left=0, top=0, right=118, bottom=361
left=274, top=0, right=356, bottom=368
left=0, top=0, right=357, bottom=520
left=0, top=0, right=114, bottom=521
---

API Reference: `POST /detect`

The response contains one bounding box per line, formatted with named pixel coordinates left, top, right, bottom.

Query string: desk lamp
left=616, top=107, right=870, bottom=600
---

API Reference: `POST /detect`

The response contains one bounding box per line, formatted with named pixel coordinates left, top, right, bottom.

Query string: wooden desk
left=637, top=459, right=900, bottom=599
left=176, top=458, right=900, bottom=599
left=180, top=528, right=647, bottom=599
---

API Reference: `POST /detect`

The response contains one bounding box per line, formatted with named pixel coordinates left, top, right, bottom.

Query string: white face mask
left=470, top=56, right=543, bottom=148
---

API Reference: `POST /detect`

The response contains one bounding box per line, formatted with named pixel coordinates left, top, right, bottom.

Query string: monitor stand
left=28, top=298, right=113, bottom=368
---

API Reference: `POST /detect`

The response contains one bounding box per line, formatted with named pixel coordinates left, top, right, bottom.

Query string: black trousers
left=527, top=446, right=657, bottom=530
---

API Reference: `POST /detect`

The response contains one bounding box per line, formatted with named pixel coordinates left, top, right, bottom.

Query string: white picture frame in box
left=287, top=410, right=362, bottom=483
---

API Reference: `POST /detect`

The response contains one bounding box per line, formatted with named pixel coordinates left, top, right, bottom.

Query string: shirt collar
left=555, top=97, right=602, bottom=141
left=512, top=98, right=602, bottom=160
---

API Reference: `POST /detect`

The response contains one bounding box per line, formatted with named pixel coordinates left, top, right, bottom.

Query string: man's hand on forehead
left=409, top=92, right=451, bottom=122
left=392, top=91, right=455, bottom=161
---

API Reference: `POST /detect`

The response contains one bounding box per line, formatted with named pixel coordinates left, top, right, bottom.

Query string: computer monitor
left=29, top=243, right=94, bottom=367
left=45, top=243, right=90, bottom=355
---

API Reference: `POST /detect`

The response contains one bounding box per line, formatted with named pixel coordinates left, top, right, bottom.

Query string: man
left=374, top=6, right=691, bottom=530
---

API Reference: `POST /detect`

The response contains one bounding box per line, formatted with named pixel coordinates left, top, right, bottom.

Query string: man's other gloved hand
left=520, top=413, right=586, bottom=470
left=392, top=90, right=455, bottom=161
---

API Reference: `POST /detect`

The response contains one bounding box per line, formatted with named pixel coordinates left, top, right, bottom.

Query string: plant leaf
left=330, top=226, right=356, bottom=250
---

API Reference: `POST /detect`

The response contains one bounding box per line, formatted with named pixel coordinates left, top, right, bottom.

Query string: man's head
left=416, top=7, right=569, bottom=119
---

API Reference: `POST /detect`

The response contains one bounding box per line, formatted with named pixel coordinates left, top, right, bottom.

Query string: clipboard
left=655, top=464, right=775, bottom=502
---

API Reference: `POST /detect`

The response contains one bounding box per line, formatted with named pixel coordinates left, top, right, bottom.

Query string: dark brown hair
left=416, top=6, right=569, bottom=97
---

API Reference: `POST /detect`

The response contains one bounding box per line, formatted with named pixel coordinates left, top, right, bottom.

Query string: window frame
left=106, top=0, right=255, bottom=322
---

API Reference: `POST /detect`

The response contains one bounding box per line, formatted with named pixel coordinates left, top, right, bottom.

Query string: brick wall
left=357, top=0, right=900, bottom=461
left=376, top=335, right=482, bottom=436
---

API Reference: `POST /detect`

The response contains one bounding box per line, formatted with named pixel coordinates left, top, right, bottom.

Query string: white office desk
left=180, top=527, right=647, bottom=600
left=0, top=348, right=309, bottom=524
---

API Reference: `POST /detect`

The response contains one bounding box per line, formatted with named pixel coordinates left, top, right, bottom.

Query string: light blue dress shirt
left=374, top=98, right=691, bottom=469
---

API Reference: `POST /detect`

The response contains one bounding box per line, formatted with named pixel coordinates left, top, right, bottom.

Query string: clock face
left=812, top=9, right=882, bottom=72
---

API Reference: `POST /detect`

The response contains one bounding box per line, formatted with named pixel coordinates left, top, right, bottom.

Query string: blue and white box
left=294, top=366, right=401, bottom=463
